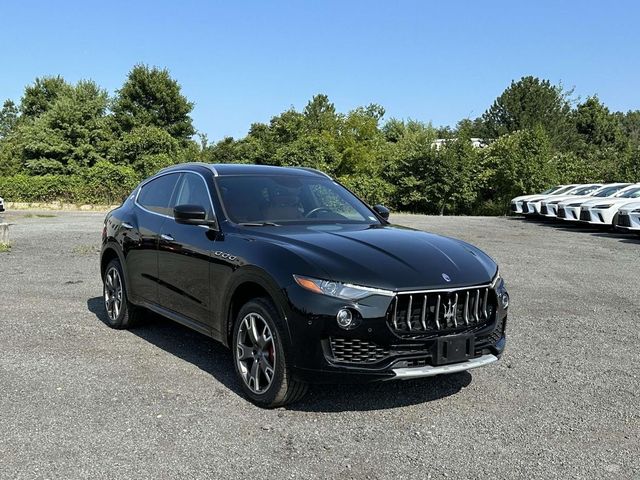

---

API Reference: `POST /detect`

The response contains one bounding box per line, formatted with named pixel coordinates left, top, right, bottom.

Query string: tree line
left=1, top=66, right=639, bottom=213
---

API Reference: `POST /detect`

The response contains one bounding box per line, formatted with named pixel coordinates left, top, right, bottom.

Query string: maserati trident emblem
left=442, top=273, right=451, bottom=282
left=443, top=299, right=456, bottom=324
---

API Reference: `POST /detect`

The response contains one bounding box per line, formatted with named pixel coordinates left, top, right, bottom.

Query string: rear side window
left=137, top=173, right=181, bottom=216
left=174, top=172, right=214, bottom=219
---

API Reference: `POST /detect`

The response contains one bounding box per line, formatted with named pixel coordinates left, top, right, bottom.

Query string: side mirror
left=373, top=204, right=390, bottom=220
left=174, top=204, right=216, bottom=228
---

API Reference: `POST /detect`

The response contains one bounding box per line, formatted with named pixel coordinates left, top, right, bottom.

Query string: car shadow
left=87, top=296, right=473, bottom=412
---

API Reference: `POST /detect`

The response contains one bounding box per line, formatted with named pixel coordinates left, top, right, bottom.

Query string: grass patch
left=0, top=242, right=11, bottom=253
left=23, top=213, right=57, bottom=218
left=72, top=244, right=99, bottom=255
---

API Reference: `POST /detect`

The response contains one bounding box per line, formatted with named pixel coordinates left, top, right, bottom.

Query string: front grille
left=616, top=213, right=631, bottom=227
left=540, top=204, right=548, bottom=215
left=557, top=206, right=566, bottom=218
left=388, top=286, right=496, bottom=338
left=521, top=203, right=529, bottom=214
left=329, top=338, right=390, bottom=364
left=580, top=209, right=591, bottom=221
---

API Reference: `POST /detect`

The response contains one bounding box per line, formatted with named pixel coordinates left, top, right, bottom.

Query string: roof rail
left=295, top=167, right=332, bottom=179
left=157, top=162, right=219, bottom=176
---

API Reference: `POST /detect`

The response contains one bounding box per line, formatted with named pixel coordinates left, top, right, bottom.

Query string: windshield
left=552, top=185, right=577, bottom=195
left=541, top=186, right=560, bottom=194
left=617, top=186, right=640, bottom=198
left=572, top=185, right=601, bottom=195
left=216, top=175, right=381, bottom=225
left=593, top=185, right=629, bottom=197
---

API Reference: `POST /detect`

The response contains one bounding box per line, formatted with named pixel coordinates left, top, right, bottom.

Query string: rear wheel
left=103, top=259, right=140, bottom=329
left=232, top=297, right=307, bottom=407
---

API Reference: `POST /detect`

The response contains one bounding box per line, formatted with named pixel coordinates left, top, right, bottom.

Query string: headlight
left=491, top=270, right=509, bottom=309
left=593, top=204, right=613, bottom=209
left=567, top=202, right=583, bottom=207
left=293, top=275, right=394, bottom=301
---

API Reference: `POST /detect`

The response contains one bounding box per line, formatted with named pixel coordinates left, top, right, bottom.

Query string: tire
left=102, top=259, right=141, bottom=329
left=232, top=297, right=308, bottom=408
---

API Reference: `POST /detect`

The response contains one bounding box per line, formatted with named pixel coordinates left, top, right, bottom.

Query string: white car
left=552, top=183, right=631, bottom=221
left=578, top=184, right=640, bottom=226
left=510, top=185, right=577, bottom=214
left=539, top=184, right=603, bottom=218
left=523, top=184, right=585, bottom=215
left=613, top=201, right=640, bottom=232
left=0, top=196, right=5, bottom=213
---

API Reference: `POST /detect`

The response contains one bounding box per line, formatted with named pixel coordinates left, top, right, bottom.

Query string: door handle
left=161, top=234, right=174, bottom=241
left=122, top=222, right=134, bottom=229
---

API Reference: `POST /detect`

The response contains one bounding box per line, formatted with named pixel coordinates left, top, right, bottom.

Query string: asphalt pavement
left=0, top=211, right=638, bottom=479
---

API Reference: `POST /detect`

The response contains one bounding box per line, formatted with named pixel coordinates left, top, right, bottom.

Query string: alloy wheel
left=236, top=313, right=276, bottom=394
left=104, top=266, right=123, bottom=322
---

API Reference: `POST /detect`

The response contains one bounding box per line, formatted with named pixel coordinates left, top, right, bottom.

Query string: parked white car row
left=511, top=183, right=640, bottom=232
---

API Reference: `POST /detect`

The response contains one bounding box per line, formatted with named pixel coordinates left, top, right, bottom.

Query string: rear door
left=157, top=172, right=216, bottom=329
left=126, top=173, right=181, bottom=304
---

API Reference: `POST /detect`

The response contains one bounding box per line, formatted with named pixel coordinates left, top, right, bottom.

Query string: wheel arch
left=221, top=267, right=293, bottom=348
left=100, top=243, right=132, bottom=296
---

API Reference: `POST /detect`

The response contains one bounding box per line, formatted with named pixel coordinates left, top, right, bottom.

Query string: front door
left=126, top=172, right=181, bottom=304
left=157, top=172, right=216, bottom=328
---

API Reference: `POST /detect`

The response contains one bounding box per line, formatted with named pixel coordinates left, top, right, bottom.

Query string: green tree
left=113, top=65, right=195, bottom=143
left=14, top=80, right=110, bottom=175
left=109, top=125, right=180, bottom=177
left=481, top=127, right=556, bottom=212
left=20, top=76, right=72, bottom=118
left=482, top=76, right=574, bottom=149
left=0, top=100, right=19, bottom=138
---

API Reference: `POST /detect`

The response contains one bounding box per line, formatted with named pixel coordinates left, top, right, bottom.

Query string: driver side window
left=173, top=173, right=214, bottom=219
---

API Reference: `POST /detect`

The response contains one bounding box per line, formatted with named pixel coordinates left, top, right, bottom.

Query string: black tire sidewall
left=232, top=298, right=289, bottom=407
left=103, top=259, right=129, bottom=328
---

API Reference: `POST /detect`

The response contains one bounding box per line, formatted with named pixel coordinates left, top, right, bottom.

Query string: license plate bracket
left=435, top=335, right=475, bottom=365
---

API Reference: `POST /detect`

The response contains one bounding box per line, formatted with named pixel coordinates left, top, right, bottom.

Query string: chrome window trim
left=134, top=169, right=218, bottom=228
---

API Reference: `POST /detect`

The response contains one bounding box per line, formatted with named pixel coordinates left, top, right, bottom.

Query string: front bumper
left=392, top=352, right=499, bottom=379
left=285, top=285, right=507, bottom=384
left=614, top=211, right=640, bottom=231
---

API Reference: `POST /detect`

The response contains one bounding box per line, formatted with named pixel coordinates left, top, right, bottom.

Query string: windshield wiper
left=238, top=222, right=281, bottom=227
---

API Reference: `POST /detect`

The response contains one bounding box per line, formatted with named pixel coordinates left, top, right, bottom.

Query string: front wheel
left=232, top=298, right=307, bottom=407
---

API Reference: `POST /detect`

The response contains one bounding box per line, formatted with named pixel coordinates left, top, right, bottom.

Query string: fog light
left=336, top=309, right=353, bottom=329
left=500, top=292, right=509, bottom=309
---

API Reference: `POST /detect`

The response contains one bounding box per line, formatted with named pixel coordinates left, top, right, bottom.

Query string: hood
left=512, top=194, right=541, bottom=202
left=581, top=197, right=638, bottom=208
left=619, top=201, right=640, bottom=212
left=548, top=195, right=590, bottom=205
left=248, top=224, right=497, bottom=291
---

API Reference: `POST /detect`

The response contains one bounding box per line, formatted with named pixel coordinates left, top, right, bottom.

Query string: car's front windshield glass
left=594, top=185, right=626, bottom=197
left=216, top=175, right=380, bottom=225
left=552, top=186, right=575, bottom=195
left=617, top=187, right=640, bottom=198
left=573, top=185, right=599, bottom=195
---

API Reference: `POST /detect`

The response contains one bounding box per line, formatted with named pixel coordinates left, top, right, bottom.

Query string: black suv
left=100, top=163, right=508, bottom=407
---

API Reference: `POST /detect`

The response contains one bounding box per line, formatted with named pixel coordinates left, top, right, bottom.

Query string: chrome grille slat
left=420, top=295, right=427, bottom=330
left=387, top=286, right=496, bottom=338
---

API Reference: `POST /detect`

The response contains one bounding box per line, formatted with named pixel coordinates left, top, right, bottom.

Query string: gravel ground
left=0, top=211, right=638, bottom=479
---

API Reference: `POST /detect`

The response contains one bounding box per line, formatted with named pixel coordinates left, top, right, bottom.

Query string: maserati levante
left=100, top=163, right=508, bottom=407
